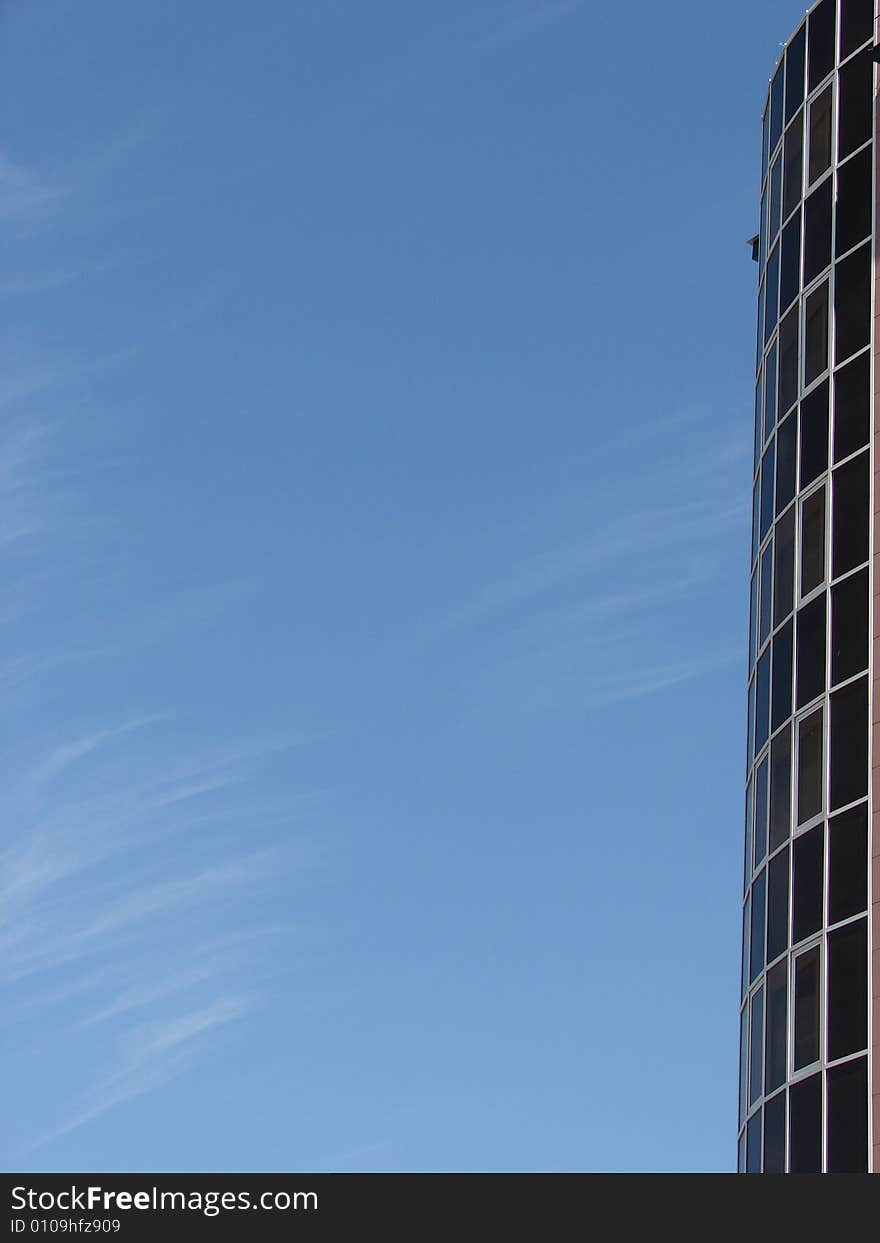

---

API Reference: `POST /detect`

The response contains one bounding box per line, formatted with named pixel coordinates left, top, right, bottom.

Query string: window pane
left=829, top=803, right=867, bottom=924
left=796, top=593, right=826, bottom=710
left=778, top=305, right=799, bottom=416
left=835, top=146, right=871, bottom=257
left=793, top=823, right=824, bottom=943
left=760, top=441, right=775, bottom=544
left=739, top=1005, right=749, bottom=1126
left=754, top=755, right=769, bottom=870
left=745, top=779, right=754, bottom=894
left=755, top=649, right=771, bottom=758
left=755, top=368, right=764, bottom=471
left=764, top=342, right=778, bottom=441
left=840, top=0, right=874, bottom=58
left=750, top=868, right=767, bottom=984
left=763, top=1090, right=786, bottom=1173
left=770, top=154, right=783, bottom=243
left=765, top=245, right=780, bottom=343
left=767, top=847, right=790, bottom=964
left=748, top=677, right=756, bottom=766
left=783, top=111, right=804, bottom=220
left=830, top=568, right=868, bottom=685
left=800, top=487, right=825, bottom=597
left=830, top=675, right=868, bottom=810
left=738, top=1131, right=746, bottom=1174
left=789, top=1073, right=822, bottom=1173
left=808, top=0, right=836, bottom=90
left=808, top=84, right=832, bottom=183
left=770, top=61, right=785, bottom=154
left=759, top=541, right=773, bottom=647
left=837, top=46, right=872, bottom=160
left=799, top=380, right=828, bottom=489
left=827, top=918, right=867, bottom=1060
left=832, top=451, right=868, bottom=577
left=780, top=211, right=801, bottom=313
left=793, top=947, right=820, bottom=1069
left=786, top=23, right=807, bottom=120
left=769, top=726, right=792, bottom=853
left=833, top=352, right=869, bottom=462
left=749, top=568, right=758, bottom=668
left=804, top=178, right=832, bottom=283
left=773, top=505, right=795, bottom=625
left=797, top=708, right=823, bottom=824
left=834, top=243, right=870, bottom=363
left=775, top=411, right=797, bottom=517
left=804, top=281, right=829, bottom=385
left=772, top=620, right=793, bottom=732
left=742, top=893, right=751, bottom=1000
left=746, top=1109, right=763, bottom=1174
left=749, top=984, right=765, bottom=1106
left=752, top=478, right=760, bottom=566
left=827, top=1057, right=868, bottom=1174
left=765, top=961, right=788, bottom=1093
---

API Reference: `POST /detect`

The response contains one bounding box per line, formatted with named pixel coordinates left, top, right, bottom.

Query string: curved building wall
left=741, top=0, right=875, bottom=1173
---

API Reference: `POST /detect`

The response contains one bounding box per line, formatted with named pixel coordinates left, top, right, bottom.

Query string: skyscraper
left=742, top=0, right=877, bottom=1173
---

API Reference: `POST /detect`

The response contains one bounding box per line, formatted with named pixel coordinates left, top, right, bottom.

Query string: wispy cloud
left=476, top=0, right=584, bottom=49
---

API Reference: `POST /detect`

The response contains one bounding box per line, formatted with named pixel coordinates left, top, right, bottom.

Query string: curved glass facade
left=741, top=0, right=875, bottom=1174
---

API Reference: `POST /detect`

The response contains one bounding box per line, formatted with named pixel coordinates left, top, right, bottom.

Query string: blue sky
left=0, top=0, right=810, bottom=1173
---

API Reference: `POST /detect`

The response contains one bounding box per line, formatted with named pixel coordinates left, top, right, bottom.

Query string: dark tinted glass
left=755, top=649, right=771, bottom=757
left=797, top=708, right=823, bottom=824
left=779, top=212, right=801, bottom=313
left=827, top=1057, right=868, bottom=1174
left=754, top=755, right=769, bottom=870
left=749, top=983, right=765, bottom=1104
left=804, top=281, right=829, bottom=385
left=749, top=569, right=758, bottom=668
left=829, top=803, right=867, bottom=925
left=840, top=0, right=874, bottom=58
left=764, top=343, right=778, bottom=439
left=833, top=351, right=869, bottom=462
left=770, top=63, right=785, bottom=155
left=775, top=413, right=797, bottom=520
left=767, top=848, right=790, bottom=964
left=769, top=728, right=791, bottom=852
left=793, top=823, right=824, bottom=943
left=831, top=568, right=868, bottom=685
left=772, top=621, right=793, bottom=732
left=808, top=0, right=836, bottom=88
left=786, top=24, right=807, bottom=120
left=746, top=1109, right=763, bottom=1174
left=796, top=593, right=826, bottom=709
left=793, top=947, right=820, bottom=1069
left=834, top=243, right=870, bottom=363
left=766, top=961, right=788, bottom=1090
left=748, top=679, right=756, bottom=769
left=783, top=112, right=804, bottom=220
left=799, top=381, right=828, bottom=488
left=763, top=1091, right=786, bottom=1173
left=830, top=675, right=868, bottom=810
left=765, top=246, right=780, bottom=343
left=752, top=479, right=760, bottom=566
left=750, top=869, right=767, bottom=984
left=800, top=486, right=825, bottom=596
left=763, top=105, right=771, bottom=182
left=759, top=542, right=773, bottom=647
left=742, top=892, right=751, bottom=999
left=838, top=47, right=872, bottom=159
left=832, top=451, right=868, bottom=577
left=808, top=85, right=833, bottom=182
left=739, top=1005, right=749, bottom=1125
left=745, top=778, right=754, bottom=893
left=760, top=441, right=775, bottom=544
left=835, top=146, right=871, bottom=256
left=778, top=306, right=799, bottom=415
left=803, top=177, right=832, bottom=283
left=773, top=505, right=795, bottom=624
left=789, top=1073, right=822, bottom=1172
left=827, top=918, right=867, bottom=1059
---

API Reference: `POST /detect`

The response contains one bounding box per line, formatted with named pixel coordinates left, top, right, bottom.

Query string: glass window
left=828, top=802, right=867, bottom=925
left=827, top=1057, right=868, bottom=1174
left=754, top=369, right=764, bottom=472
left=775, top=411, right=797, bottom=517
left=834, top=243, right=870, bottom=364
left=832, top=451, right=868, bottom=577
left=769, top=153, right=783, bottom=242
left=797, top=707, right=823, bottom=825
left=786, top=24, right=807, bottom=121
left=759, top=185, right=768, bottom=272
left=800, top=486, right=825, bottom=597
left=752, top=477, right=760, bottom=566
left=763, top=1090, right=786, bottom=1174
left=793, top=946, right=820, bottom=1069
left=759, top=542, right=773, bottom=647
left=749, top=984, right=765, bottom=1106
left=830, top=568, right=867, bottom=685
left=742, top=893, right=751, bottom=1000
left=746, top=1109, right=763, bottom=1174
left=762, top=104, right=771, bottom=182
left=830, top=675, right=868, bottom=810
left=796, top=592, right=826, bottom=710
left=793, top=823, right=824, bottom=943
left=840, top=0, right=874, bottom=59
left=757, top=282, right=766, bottom=368
left=837, top=46, right=872, bottom=160
left=804, top=281, right=829, bottom=386
left=835, top=146, right=871, bottom=257
left=749, top=568, right=758, bottom=668
left=755, top=649, right=771, bottom=758
left=738, top=1131, right=746, bottom=1174
left=739, top=1005, right=749, bottom=1127
left=765, top=244, right=780, bottom=343
left=833, top=351, right=869, bottom=462
left=789, top=1072, right=822, bottom=1173
left=808, top=0, right=836, bottom=90
left=773, top=505, right=795, bottom=625
left=808, top=84, right=833, bottom=183
left=827, top=918, right=867, bottom=1060
left=772, top=620, right=793, bottom=732
left=750, top=868, right=767, bottom=984
left=769, top=727, right=791, bottom=853
left=759, top=441, right=775, bottom=545
left=767, top=847, right=790, bottom=963
left=803, top=177, right=832, bottom=284
left=778, top=307, right=799, bottom=417
left=770, top=61, right=785, bottom=155
left=754, top=755, right=769, bottom=870
left=779, top=211, right=801, bottom=313
left=765, top=960, right=788, bottom=1092
left=799, top=380, right=828, bottom=488
left=744, top=778, right=754, bottom=894
left=748, top=676, right=756, bottom=766
left=764, top=342, right=778, bottom=441
left=783, top=111, right=803, bottom=220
